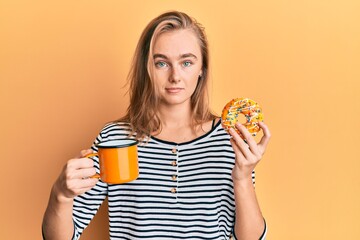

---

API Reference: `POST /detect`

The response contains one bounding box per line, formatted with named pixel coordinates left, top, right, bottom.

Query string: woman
left=43, top=11, right=271, bottom=240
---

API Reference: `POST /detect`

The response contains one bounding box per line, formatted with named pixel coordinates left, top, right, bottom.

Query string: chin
left=162, top=97, right=190, bottom=106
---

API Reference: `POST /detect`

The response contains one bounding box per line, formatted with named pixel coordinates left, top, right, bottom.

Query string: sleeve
left=259, top=218, right=268, bottom=240
left=71, top=131, right=108, bottom=240
left=232, top=218, right=267, bottom=240
left=252, top=170, right=256, bottom=186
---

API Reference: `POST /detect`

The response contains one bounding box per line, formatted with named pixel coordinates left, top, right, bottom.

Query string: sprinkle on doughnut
left=221, top=98, right=264, bottom=136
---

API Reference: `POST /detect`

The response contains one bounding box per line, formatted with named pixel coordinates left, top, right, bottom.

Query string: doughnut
left=221, top=98, right=264, bottom=136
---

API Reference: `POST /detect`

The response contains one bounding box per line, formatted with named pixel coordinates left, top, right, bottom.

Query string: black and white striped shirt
left=72, top=121, right=267, bottom=239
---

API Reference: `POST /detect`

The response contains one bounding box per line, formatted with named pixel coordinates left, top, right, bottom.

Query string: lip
left=165, top=87, right=184, bottom=93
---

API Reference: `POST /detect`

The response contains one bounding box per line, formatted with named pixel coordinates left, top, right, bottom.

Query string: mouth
left=165, top=87, right=184, bottom=93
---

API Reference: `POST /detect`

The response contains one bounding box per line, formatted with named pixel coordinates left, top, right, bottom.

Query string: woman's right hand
left=52, top=149, right=99, bottom=203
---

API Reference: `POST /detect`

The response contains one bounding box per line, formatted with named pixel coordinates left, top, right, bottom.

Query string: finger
left=230, top=138, right=243, bottom=157
left=73, top=167, right=97, bottom=179
left=76, top=186, right=97, bottom=195
left=229, top=128, right=252, bottom=159
left=235, top=123, right=258, bottom=154
left=258, top=121, right=271, bottom=151
left=70, top=179, right=99, bottom=196
left=74, top=178, right=99, bottom=190
left=78, top=149, right=94, bottom=158
left=67, top=157, right=95, bottom=171
left=81, top=177, right=99, bottom=188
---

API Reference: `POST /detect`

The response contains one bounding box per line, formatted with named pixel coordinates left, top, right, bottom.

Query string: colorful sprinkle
left=221, top=98, right=264, bottom=136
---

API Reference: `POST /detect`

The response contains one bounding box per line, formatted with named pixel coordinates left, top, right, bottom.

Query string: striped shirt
left=72, top=121, right=267, bottom=239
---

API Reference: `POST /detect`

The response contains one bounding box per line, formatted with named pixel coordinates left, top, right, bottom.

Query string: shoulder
left=98, top=121, right=134, bottom=140
left=213, top=117, right=221, bottom=127
left=200, top=117, right=221, bottom=133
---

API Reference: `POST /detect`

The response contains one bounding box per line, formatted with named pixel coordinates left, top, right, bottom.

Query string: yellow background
left=1, top=0, right=359, bottom=239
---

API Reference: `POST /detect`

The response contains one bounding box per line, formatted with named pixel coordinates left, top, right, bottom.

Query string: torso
left=72, top=121, right=256, bottom=239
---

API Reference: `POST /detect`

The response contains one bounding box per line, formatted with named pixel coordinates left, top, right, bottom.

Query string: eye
left=183, top=61, right=192, bottom=67
left=155, top=61, right=167, bottom=68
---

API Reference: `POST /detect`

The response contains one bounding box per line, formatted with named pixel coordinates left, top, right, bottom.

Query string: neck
left=152, top=101, right=215, bottom=143
left=157, top=102, right=193, bottom=129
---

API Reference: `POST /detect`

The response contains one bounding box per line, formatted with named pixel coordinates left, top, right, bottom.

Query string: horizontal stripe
left=72, top=121, right=265, bottom=240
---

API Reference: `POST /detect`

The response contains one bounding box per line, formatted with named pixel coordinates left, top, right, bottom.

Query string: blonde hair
left=118, top=11, right=217, bottom=140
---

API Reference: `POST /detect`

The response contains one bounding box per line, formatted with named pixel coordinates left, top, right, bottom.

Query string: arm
left=229, top=121, right=271, bottom=240
left=42, top=149, right=99, bottom=240
left=233, top=175, right=266, bottom=239
left=42, top=185, right=76, bottom=239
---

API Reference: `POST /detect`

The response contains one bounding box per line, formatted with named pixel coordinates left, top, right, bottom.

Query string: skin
left=42, top=28, right=271, bottom=240
left=42, top=149, right=98, bottom=239
left=152, top=29, right=202, bottom=107
left=230, top=121, right=271, bottom=239
left=151, top=29, right=208, bottom=142
left=152, top=29, right=271, bottom=239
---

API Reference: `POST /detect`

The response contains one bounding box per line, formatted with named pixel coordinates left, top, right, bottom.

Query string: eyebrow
left=153, top=53, right=198, bottom=60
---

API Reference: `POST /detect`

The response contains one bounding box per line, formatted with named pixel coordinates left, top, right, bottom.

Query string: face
left=151, top=29, right=203, bottom=107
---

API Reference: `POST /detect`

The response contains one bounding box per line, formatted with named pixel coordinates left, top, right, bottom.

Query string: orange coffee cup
left=86, top=139, right=139, bottom=184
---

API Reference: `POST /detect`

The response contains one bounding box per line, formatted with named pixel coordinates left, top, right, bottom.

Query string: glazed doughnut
left=221, top=98, right=264, bottom=136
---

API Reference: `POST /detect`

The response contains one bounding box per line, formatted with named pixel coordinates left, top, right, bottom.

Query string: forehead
left=153, top=29, right=201, bottom=58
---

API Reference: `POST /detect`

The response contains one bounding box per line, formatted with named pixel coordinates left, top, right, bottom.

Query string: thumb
left=78, top=149, right=93, bottom=158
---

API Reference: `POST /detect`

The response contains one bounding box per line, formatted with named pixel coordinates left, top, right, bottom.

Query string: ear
left=198, top=70, right=203, bottom=80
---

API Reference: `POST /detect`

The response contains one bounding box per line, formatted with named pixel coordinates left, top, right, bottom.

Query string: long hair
left=118, top=11, right=217, bottom=140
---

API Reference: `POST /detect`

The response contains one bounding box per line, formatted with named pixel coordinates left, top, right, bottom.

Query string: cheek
left=153, top=71, right=167, bottom=85
left=188, top=75, right=200, bottom=92
left=191, top=70, right=201, bottom=83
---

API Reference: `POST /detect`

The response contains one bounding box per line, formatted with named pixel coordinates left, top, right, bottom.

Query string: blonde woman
left=43, top=11, right=271, bottom=240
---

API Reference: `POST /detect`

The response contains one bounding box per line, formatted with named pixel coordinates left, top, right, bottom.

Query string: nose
left=169, top=66, right=180, bottom=83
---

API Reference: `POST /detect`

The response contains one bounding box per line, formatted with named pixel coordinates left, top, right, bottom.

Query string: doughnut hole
left=236, top=113, right=248, bottom=127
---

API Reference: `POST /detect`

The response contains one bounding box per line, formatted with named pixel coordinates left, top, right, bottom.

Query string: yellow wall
left=1, top=0, right=359, bottom=239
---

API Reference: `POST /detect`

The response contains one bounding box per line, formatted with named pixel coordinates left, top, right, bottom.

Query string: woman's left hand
left=229, top=121, right=271, bottom=183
